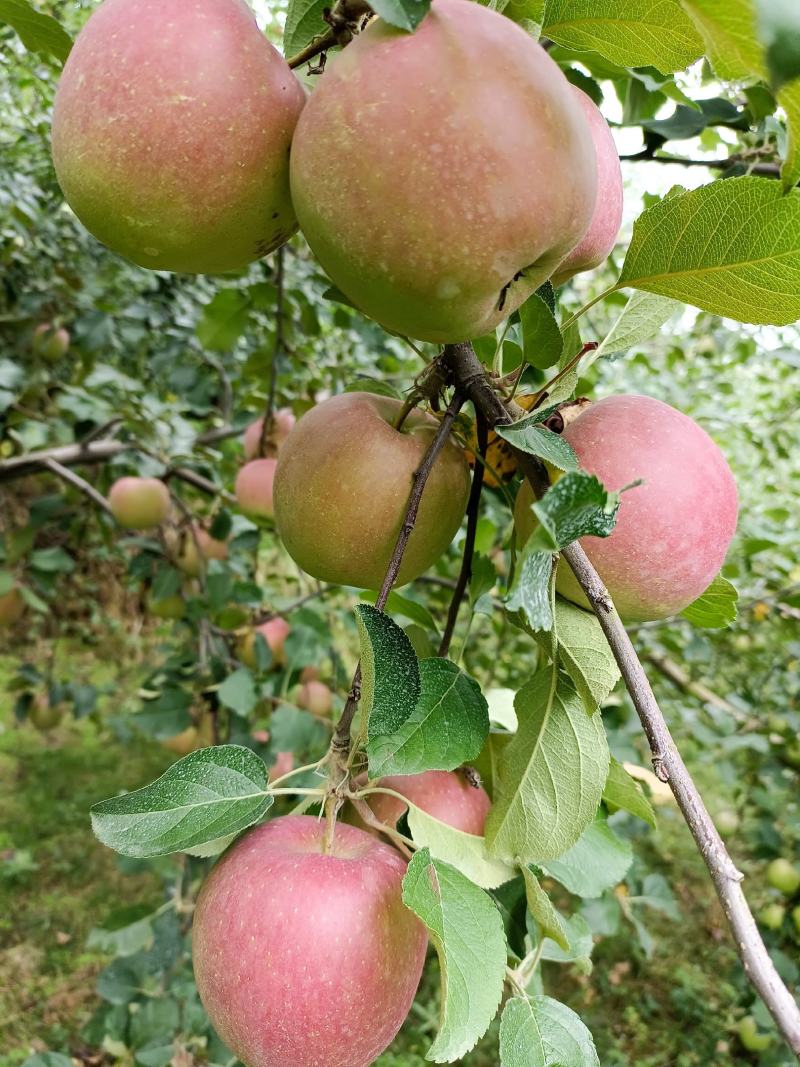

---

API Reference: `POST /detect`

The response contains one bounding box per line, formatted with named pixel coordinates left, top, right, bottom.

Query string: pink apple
left=268, top=750, right=294, bottom=782
left=552, top=86, right=623, bottom=286
left=33, top=323, right=70, bottom=361
left=368, top=769, right=491, bottom=835
left=108, top=476, right=171, bottom=529
left=243, top=409, right=296, bottom=460
left=176, top=525, right=229, bottom=577
left=238, top=617, right=291, bottom=668
left=295, top=679, right=333, bottom=716
left=235, top=458, right=277, bottom=519
left=192, top=816, right=427, bottom=1067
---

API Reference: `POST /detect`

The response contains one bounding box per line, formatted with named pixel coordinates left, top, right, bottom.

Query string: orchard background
left=1, top=0, right=800, bottom=1065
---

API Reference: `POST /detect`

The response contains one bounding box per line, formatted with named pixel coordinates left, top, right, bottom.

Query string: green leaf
left=21, top=1056, right=75, bottom=1067
left=680, top=0, right=763, bottom=80
left=402, top=849, right=507, bottom=1062
left=367, top=658, right=489, bottom=776
left=602, top=757, right=656, bottom=827
left=0, top=0, right=72, bottom=63
left=283, top=0, right=328, bottom=59
left=371, top=0, right=431, bottom=31
left=778, top=81, right=800, bottom=191
left=496, top=419, right=579, bottom=473
left=534, top=598, right=620, bottom=714
left=539, top=813, right=633, bottom=897
left=527, top=471, right=620, bottom=553
left=0, top=571, right=14, bottom=596
left=361, top=589, right=440, bottom=634
left=217, top=667, right=257, bottom=717
left=406, top=806, right=517, bottom=889
left=355, top=604, right=421, bottom=744
left=91, top=746, right=272, bottom=858
left=519, top=292, right=564, bottom=370
left=680, top=574, right=738, bottom=627
left=756, top=0, right=800, bottom=89
left=488, top=0, right=546, bottom=35
left=537, top=911, right=594, bottom=965
left=29, top=546, right=75, bottom=573
left=485, top=670, right=609, bottom=862
left=506, top=545, right=555, bottom=633
left=196, top=290, right=251, bottom=350
left=542, top=0, right=703, bottom=74
left=522, top=867, right=569, bottom=950
left=499, top=995, right=599, bottom=1067
left=619, top=176, right=800, bottom=326
left=595, top=291, right=682, bottom=361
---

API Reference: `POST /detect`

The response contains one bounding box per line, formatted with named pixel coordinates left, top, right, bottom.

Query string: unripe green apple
left=243, top=409, right=296, bottom=460
left=29, top=694, right=65, bottom=731
left=33, top=323, right=70, bottom=361
left=51, top=0, right=305, bottom=273
left=235, top=458, right=277, bottom=520
left=759, top=902, right=786, bottom=930
left=290, top=0, right=596, bottom=342
left=792, top=904, right=800, bottom=934
left=108, top=477, right=171, bottom=530
left=0, top=587, right=25, bottom=627
left=515, top=395, right=738, bottom=622
left=274, top=392, right=470, bottom=589
left=147, top=593, right=186, bottom=620
left=238, top=617, right=291, bottom=669
left=766, top=857, right=800, bottom=896
left=737, top=1015, right=772, bottom=1052
left=192, top=816, right=427, bottom=1067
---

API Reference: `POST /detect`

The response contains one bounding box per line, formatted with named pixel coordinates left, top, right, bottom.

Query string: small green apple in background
left=243, top=409, right=296, bottom=460
left=551, top=85, right=623, bottom=286
left=32, top=323, right=70, bottom=361
left=29, top=693, right=65, bottom=731
left=108, top=477, right=171, bottom=530
left=364, top=769, right=491, bottom=835
left=766, top=857, right=800, bottom=896
left=175, top=525, right=228, bottom=577
left=737, top=1015, right=773, bottom=1052
left=51, top=0, right=305, bottom=272
left=289, top=0, right=596, bottom=342
left=192, top=816, right=427, bottom=1067
left=274, top=392, right=470, bottom=589
left=515, top=395, right=738, bottom=622
left=792, top=904, right=800, bottom=935
left=759, top=902, right=786, bottom=930
left=146, top=593, right=186, bottom=620
left=0, top=586, right=25, bottom=627
left=238, top=617, right=291, bottom=669
left=235, top=458, right=277, bottom=519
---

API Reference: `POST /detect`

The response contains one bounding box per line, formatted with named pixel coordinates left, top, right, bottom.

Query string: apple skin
left=0, top=587, right=25, bottom=627
left=274, top=392, right=471, bottom=589
left=192, top=816, right=427, bottom=1067
left=235, top=458, right=277, bottom=520
left=51, top=0, right=305, bottom=273
left=759, top=902, right=786, bottom=930
left=515, top=395, right=738, bottom=622
left=766, top=857, right=800, bottom=896
left=243, top=410, right=296, bottom=460
left=551, top=86, right=623, bottom=287
left=295, top=679, right=333, bottom=716
left=33, top=323, right=70, bottom=361
left=147, top=593, right=186, bottom=620
left=108, top=477, right=171, bottom=529
left=368, top=770, right=491, bottom=835
left=238, top=617, right=291, bottom=669
left=738, top=1015, right=773, bottom=1052
left=290, top=0, right=596, bottom=343
left=176, top=526, right=229, bottom=577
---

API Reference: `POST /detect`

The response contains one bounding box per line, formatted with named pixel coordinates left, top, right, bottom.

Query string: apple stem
left=442, top=340, right=800, bottom=1056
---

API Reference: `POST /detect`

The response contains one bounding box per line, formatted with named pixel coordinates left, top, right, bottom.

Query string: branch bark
left=259, top=246, right=285, bottom=458
left=43, top=458, right=113, bottom=514
left=620, top=148, right=781, bottom=178
left=442, top=341, right=800, bottom=1056
left=286, top=0, right=372, bottom=70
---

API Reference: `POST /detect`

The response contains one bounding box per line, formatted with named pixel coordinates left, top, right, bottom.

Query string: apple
left=551, top=86, right=623, bottom=286
left=289, top=0, right=596, bottom=343
left=515, top=395, right=738, bottom=622
left=366, top=769, right=491, bottom=835
left=243, top=409, right=296, bottom=460
left=235, top=458, right=277, bottom=520
left=0, top=587, right=25, bottom=627
left=108, top=477, right=171, bottom=530
left=147, top=593, right=186, bottom=620
left=176, top=526, right=228, bottom=577
left=161, top=712, right=214, bottom=756
left=792, top=904, right=800, bottom=935
left=759, top=902, right=786, bottom=930
left=29, top=693, right=65, bottom=731
left=51, top=0, right=305, bottom=273
left=299, top=665, right=320, bottom=683
left=737, top=1015, right=773, bottom=1052
left=192, top=816, right=427, bottom=1067
left=268, top=751, right=294, bottom=782
left=766, top=857, right=800, bottom=896
left=238, top=617, right=291, bottom=669
left=274, top=392, right=470, bottom=589
left=32, top=323, right=70, bottom=361
left=295, top=679, right=333, bottom=716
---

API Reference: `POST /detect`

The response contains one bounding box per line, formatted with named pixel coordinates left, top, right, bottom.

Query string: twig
left=620, top=148, right=781, bottom=178
left=438, top=411, right=487, bottom=657
left=286, top=0, right=372, bottom=70
left=259, top=247, right=285, bottom=458
left=645, top=653, right=746, bottom=721
left=43, top=458, right=113, bottom=514
left=164, top=465, right=235, bottom=502
left=442, top=341, right=800, bottom=1056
